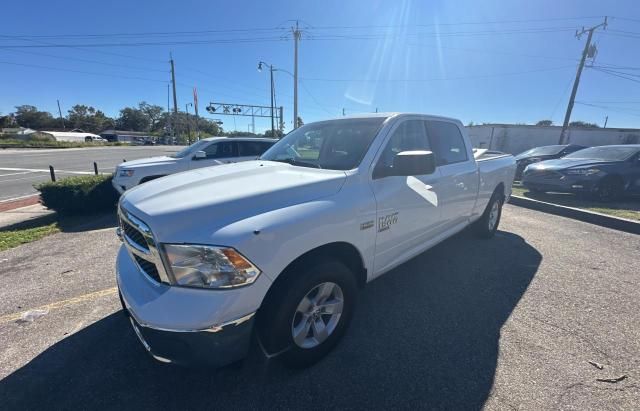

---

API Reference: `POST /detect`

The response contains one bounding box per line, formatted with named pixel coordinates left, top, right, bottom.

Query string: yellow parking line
left=0, top=287, right=118, bottom=325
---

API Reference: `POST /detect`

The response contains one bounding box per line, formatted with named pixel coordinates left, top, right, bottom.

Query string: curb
left=0, top=195, right=40, bottom=212
left=508, top=195, right=640, bottom=235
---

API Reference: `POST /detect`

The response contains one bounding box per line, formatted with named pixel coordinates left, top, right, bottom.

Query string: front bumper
left=112, top=178, right=128, bottom=194
left=116, top=246, right=269, bottom=367
left=522, top=172, right=599, bottom=193
left=123, top=302, right=255, bottom=367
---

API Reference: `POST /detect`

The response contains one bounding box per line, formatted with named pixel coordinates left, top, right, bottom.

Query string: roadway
left=0, top=146, right=184, bottom=201
left=0, top=206, right=638, bottom=409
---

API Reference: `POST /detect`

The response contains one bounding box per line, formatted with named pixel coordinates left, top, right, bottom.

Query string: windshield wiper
left=272, top=158, right=322, bottom=169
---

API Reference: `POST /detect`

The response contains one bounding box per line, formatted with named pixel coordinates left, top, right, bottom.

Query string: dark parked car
left=522, top=145, right=640, bottom=201
left=514, top=144, right=586, bottom=180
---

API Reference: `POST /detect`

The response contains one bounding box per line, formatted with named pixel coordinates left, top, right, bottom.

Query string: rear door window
left=238, top=141, right=270, bottom=157
left=425, top=121, right=468, bottom=166
left=204, top=141, right=237, bottom=159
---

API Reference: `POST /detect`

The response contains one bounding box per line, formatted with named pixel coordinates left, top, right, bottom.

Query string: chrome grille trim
left=118, top=205, right=172, bottom=284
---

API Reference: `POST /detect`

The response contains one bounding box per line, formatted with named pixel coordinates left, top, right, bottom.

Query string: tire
left=473, top=191, right=504, bottom=239
left=259, top=259, right=358, bottom=368
left=592, top=176, right=623, bottom=202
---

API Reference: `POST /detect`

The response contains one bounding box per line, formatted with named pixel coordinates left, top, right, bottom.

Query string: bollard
left=49, top=165, right=56, bottom=182
left=93, top=162, right=98, bottom=175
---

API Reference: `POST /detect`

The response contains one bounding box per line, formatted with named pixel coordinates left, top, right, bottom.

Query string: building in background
left=467, top=124, right=640, bottom=155
left=100, top=129, right=156, bottom=143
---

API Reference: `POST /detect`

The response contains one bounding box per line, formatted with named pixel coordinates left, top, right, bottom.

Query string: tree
left=139, top=102, right=164, bottom=131
left=569, top=120, right=599, bottom=128
left=0, top=114, right=15, bottom=128
left=536, top=120, right=553, bottom=126
left=117, top=107, right=150, bottom=131
left=67, top=105, right=113, bottom=133
left=13, top=105, right=56, bottom=130
left=264, top=129, right=284, bottom=138
left=297, top=116, right=304, bottom=127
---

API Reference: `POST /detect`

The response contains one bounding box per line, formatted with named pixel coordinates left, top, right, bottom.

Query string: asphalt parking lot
left=0, top=205, right=638, bottom=409
left=0, top=146, right=183, bottom=201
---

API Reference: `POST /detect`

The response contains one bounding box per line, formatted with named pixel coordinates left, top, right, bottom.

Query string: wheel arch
left=258, top=241, right=367, bottom=314
left=139, top=175, right=167, bottom=184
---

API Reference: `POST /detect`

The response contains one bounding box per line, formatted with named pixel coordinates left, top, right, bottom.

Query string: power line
left=0, top=26, right=582, bottom=49
left=0, top=60, right=168, bottom=83
left=0, top=47, right=168, bottom=73
left=590, top=67, right=640, bottom=84
left=1, top=16, right=602, bottom=40
left=300, top=65, right=575, bottom=82
left=575, top=102, right=640, bottom=117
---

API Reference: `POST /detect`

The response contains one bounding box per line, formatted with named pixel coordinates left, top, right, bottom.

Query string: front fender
left=204, top=198, right=376, bottom=284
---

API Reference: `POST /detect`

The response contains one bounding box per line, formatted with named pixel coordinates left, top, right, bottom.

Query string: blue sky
left=1, top=0, right=640, bottom=132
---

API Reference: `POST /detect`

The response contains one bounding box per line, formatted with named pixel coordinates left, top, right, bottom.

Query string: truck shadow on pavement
left=0, top=229, right=541, bottom=410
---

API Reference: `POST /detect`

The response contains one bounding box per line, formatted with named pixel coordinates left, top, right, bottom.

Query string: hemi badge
left=360, top=221, right=374, bottom=230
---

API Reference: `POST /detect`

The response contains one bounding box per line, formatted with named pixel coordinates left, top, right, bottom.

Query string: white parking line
left=0, top=167, right=95, bottom=175
left=0, top=171, right=33, bottom=177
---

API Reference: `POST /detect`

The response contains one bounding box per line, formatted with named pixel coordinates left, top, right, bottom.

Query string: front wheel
left=259, top=259, right=357, bottom=368
left=473, top=191, right=504, bottom=238
left=592, top=176, right=623, bottom=202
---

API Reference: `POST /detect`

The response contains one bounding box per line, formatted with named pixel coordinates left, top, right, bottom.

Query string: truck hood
left=119, top=155, right=177, bottom=168
left=120, top=161, right=347, bottom=239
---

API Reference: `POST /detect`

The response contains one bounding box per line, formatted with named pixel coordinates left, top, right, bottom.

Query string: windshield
left=259, top=118, right=386, bottom=170
left=564, top=146, right=639, bottom=161
left=516, top=145, right=565, bottom=158
left=170, top=140, right=210, bottom=158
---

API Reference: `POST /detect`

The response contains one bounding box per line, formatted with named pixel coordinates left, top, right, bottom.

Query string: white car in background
left=113, top=137, right=277, bottom=193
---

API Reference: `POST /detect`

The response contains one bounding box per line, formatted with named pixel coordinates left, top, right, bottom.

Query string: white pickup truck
left=116, top=113, right=516, bottom=368
left=112, top=137, right=277, bottom=193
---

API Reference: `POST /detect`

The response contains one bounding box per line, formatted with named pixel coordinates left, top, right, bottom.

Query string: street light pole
left=258, top=61, right=276, bottom=137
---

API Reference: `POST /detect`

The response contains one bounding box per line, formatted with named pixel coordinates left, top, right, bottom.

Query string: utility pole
left=56, top=99, right=65, bottom=130
left=170, top=53, right=179, bottom=140
left=279, top=106, right=284, bottom=134
left=603, top=115, right=608, bottom=128
left=292, top=21, right=302, bottom=129
left=559, top=17, right=607, bottom=144
left=166, top=83, right=172, bottom=139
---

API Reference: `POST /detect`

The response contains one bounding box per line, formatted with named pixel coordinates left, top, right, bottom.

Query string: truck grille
left=118, top=206, right=168, bottom=285
left=121, top=219, right=149, bottom=252
left=133, top=254, right=161, bottom=283
left=525, top=169, right=562, bottom=179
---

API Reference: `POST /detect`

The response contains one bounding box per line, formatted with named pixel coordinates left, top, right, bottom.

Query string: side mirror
left=375, top=151, right=436, bottom=178
left=193, top=150, right=206, bottom=160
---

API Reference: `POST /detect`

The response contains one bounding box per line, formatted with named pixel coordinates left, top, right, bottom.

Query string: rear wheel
left=259, top=259, right=357, bottom=368
left=592, top=176, right=623, bottom=202
left=473, top=191, right=504, bottom=238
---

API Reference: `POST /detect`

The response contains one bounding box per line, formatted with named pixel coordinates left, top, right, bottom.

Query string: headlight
left=162, top=244, right=260, bottom=288
left=119, top=169, right=135, bottom=177
left=566, top=168, right=600, bottom=176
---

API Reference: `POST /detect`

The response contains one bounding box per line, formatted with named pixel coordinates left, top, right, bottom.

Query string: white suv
left=113, top=137, right=277, bottom=193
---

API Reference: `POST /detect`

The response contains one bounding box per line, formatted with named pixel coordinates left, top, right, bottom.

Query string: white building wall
left=467, top=125, right=640, bottom=155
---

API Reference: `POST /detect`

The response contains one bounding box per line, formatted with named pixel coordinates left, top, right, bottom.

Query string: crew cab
left=112, top=137, right=277, bottom=193
left=116, top=113, right=516, bottom=368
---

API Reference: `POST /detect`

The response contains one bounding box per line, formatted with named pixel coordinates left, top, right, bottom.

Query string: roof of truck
left=341, top=112, right=462, bottom=123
